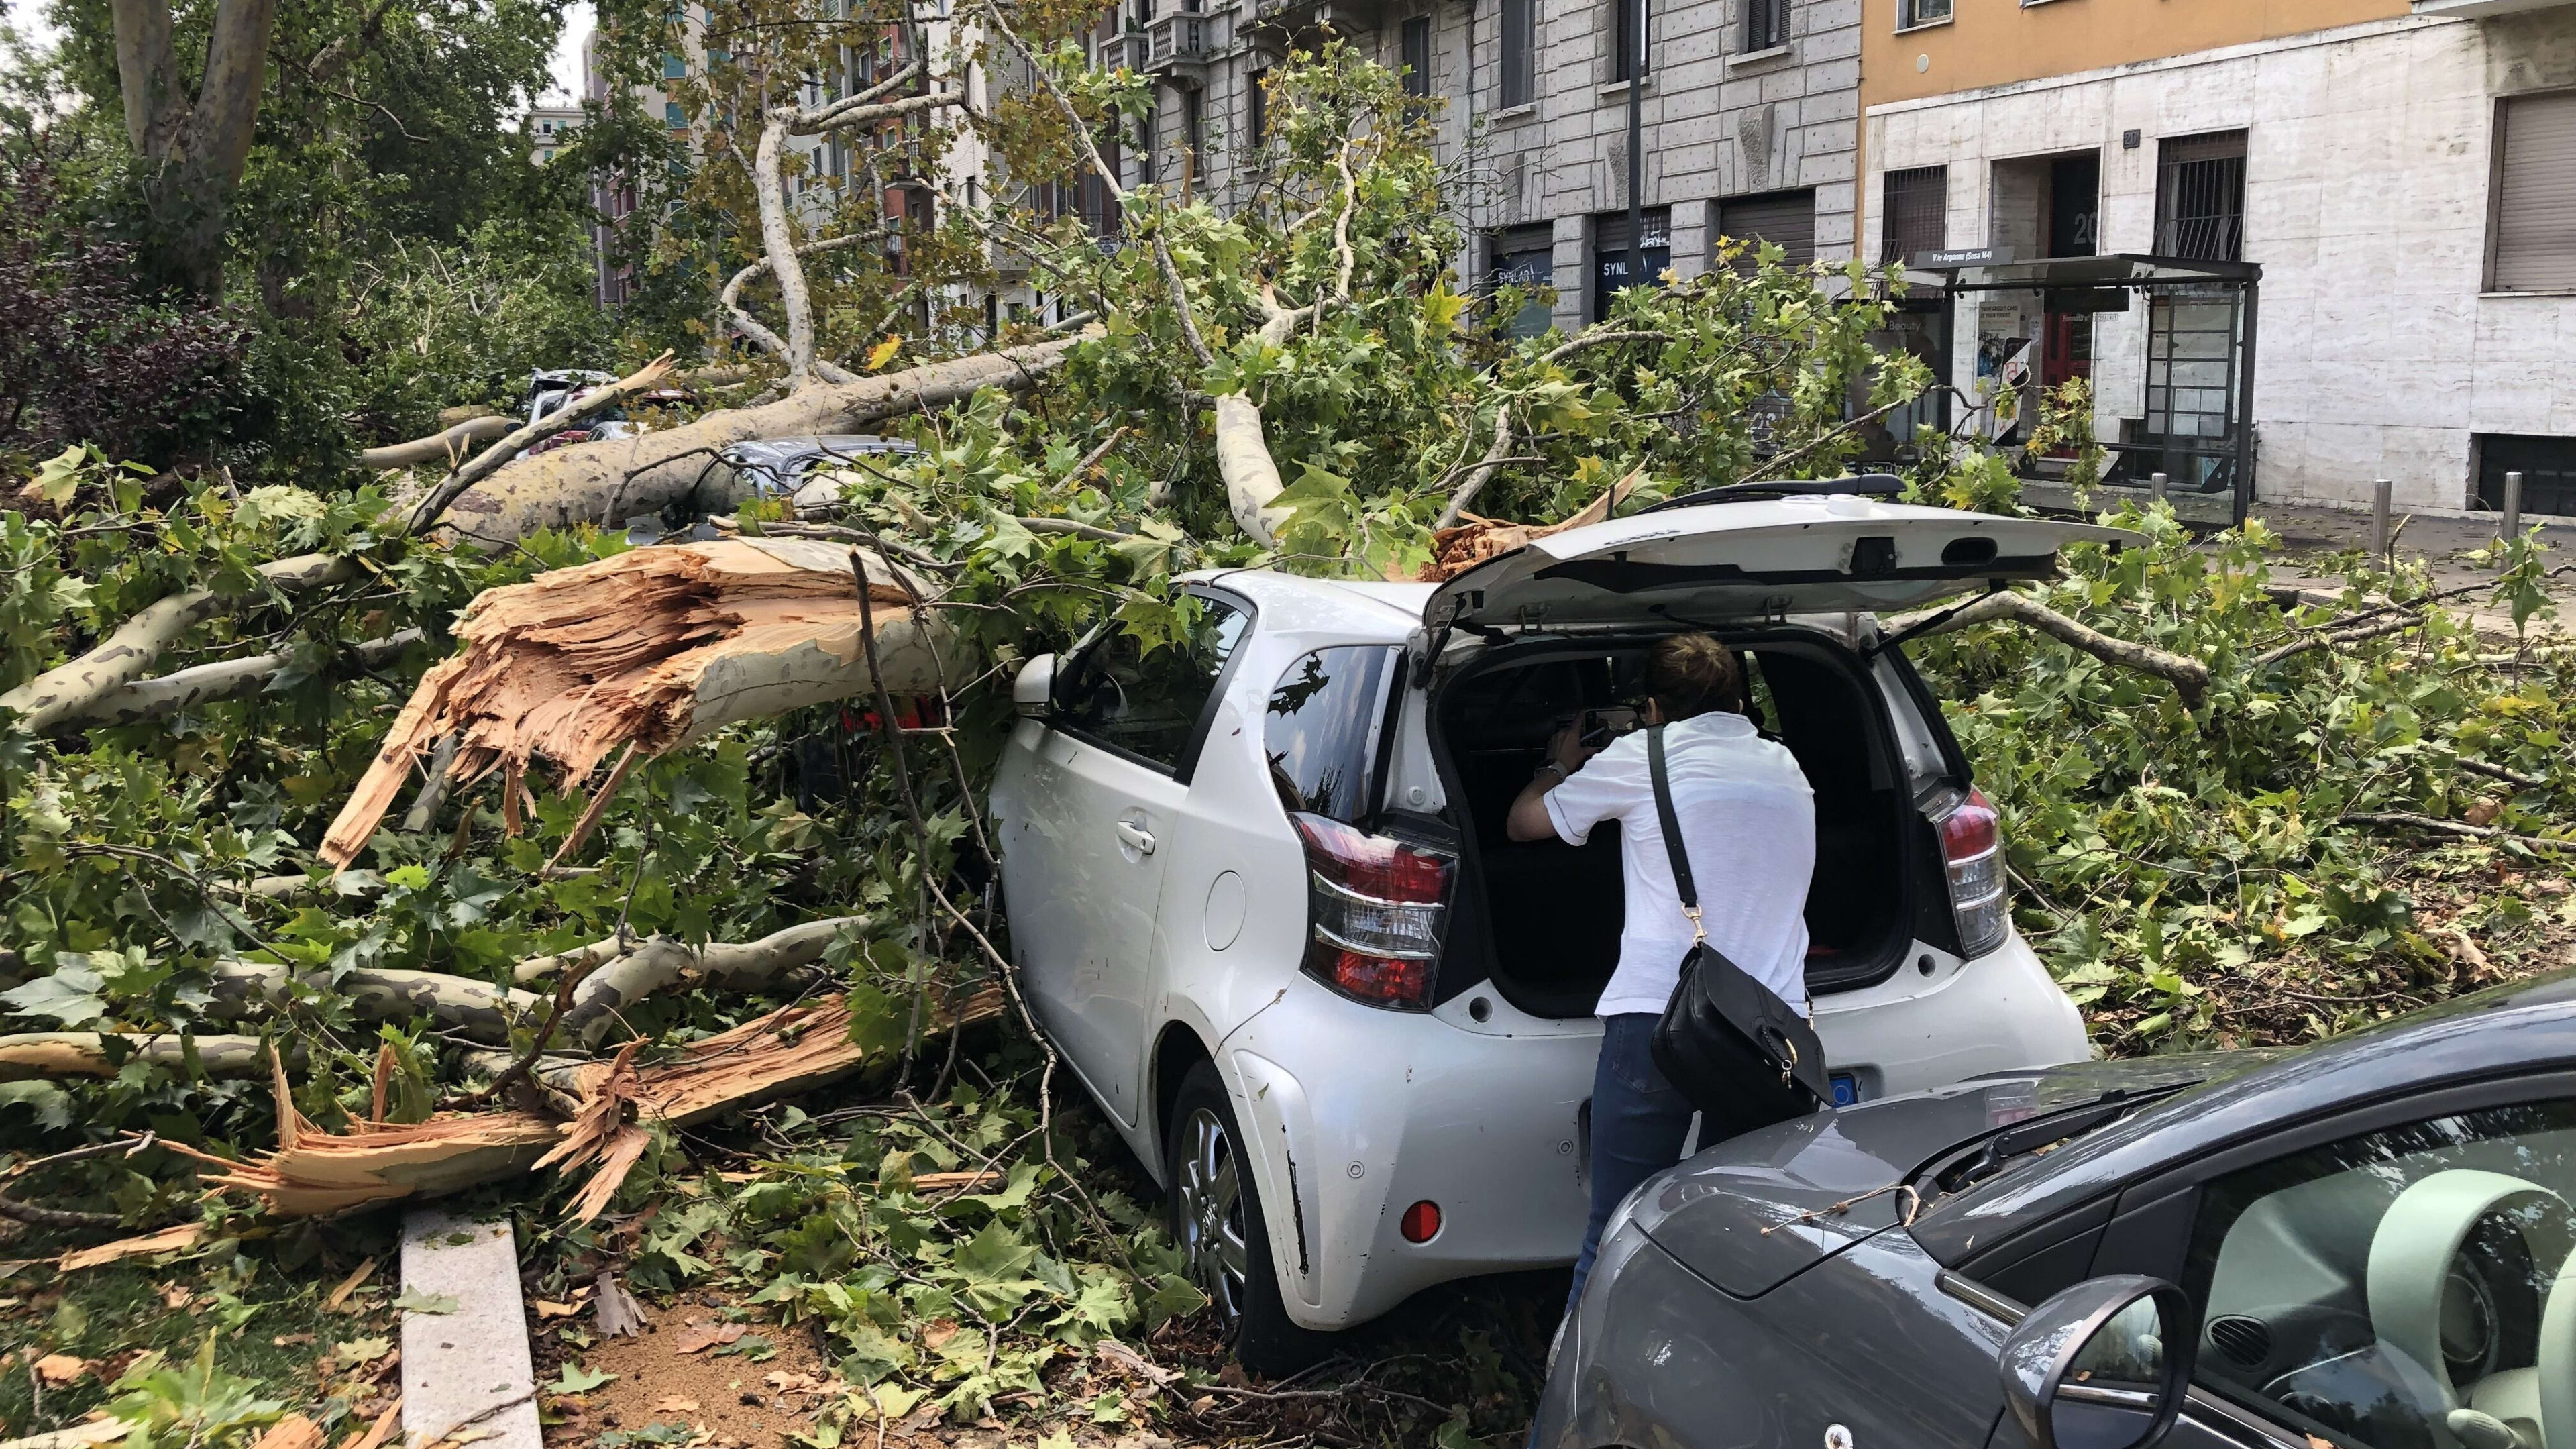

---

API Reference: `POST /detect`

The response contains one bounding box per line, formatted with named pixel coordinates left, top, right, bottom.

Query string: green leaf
left=0, top=1080, right=75, bottom=1129
left=390, top=1287, right=459, bottom=1314
left=1, top=966, right=108, bottom=1026
left=548, top=1362, right=616, bottom=1393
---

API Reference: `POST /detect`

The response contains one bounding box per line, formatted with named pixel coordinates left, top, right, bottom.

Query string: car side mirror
left=1998, top=1275, right=2195, bottom=1449
left=1014, top=654, right=1058, bottom=719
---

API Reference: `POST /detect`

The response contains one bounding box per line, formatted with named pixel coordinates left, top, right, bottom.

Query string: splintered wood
left=1416, top=467, right=1641, bottom=582
left=178, top=989, right=1004, bottom=1220
left=321, top=538, right=951, bottom=867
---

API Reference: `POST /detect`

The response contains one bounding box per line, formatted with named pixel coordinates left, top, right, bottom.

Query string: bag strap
left=1646, top=725, right=1706, bottom=943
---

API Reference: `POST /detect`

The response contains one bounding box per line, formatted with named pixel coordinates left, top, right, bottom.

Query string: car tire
left=1165, top=1062, right=1333, bottom=1377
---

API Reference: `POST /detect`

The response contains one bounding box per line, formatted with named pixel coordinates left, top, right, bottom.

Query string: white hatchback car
left=989, top=489, right=2131, bottom=1369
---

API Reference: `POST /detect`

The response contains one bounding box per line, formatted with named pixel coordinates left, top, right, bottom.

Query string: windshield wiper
left=1928, top=1084, right=2193, bottom=1195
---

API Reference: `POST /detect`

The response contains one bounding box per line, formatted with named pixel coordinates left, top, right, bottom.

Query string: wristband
left=1535, top=761, right=1567, bottom=782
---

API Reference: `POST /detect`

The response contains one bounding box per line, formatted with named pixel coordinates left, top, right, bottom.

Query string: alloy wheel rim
left=1174, top=1106, right=1250, bottom=1324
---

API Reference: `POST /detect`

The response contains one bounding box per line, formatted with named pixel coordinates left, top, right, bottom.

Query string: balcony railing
left=1145, top=13, right=1208, bottom=73
left=1097, top=32, right=1150, bottom=71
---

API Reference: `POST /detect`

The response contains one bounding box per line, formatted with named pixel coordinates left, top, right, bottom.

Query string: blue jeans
left=1564, top=1012, right=1698, bottom=1318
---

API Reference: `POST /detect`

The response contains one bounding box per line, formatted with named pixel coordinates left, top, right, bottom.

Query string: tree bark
left=431, top=340, right=1077, bottom=545
left=0, top=1032, right=280, bottom=1081
left=1886, top=589, right=2211, bottom=706
left=0, top=552, right=358, bottom=734
left=78, top=629, right=421, bottom=728
left=361, top=417, right=517, bottom=471
left=109, top=0, right=283, bottom=294
left=553, top=916, right=866, bottom=1049
left=202, top=961, right=543, bottom=1042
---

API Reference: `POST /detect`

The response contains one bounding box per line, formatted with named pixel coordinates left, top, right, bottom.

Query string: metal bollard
left=2150, top=472, right=2169, bottom=504
left=2502, top=470, right=2524, bottom=549
left=2371, top=478, right=2392, bottom=565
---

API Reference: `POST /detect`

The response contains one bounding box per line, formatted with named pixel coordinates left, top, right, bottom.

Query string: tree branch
left=1892, top=590, right=2211, bottom=706
left=1434, top=405, right=1515, bottom=529
left=405, top=351, right=676, bottom=534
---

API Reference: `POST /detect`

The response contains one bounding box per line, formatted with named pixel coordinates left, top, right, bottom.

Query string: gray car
left=1532, top=971, right=2576, bottom=1449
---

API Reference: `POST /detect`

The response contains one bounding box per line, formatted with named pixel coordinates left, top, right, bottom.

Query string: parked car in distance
left=518, top=367, right=694, bottom=458
left=1531, top=970, right=2576, bottom=1449
left=694, top=435, right=920, bottom=517
left=987, top=482, right=2140, bottom=1369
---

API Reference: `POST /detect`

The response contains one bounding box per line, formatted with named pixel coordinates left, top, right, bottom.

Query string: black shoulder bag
left=1644, top=724, right=1833, bottom=1124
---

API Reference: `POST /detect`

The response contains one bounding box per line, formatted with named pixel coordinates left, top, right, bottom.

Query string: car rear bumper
left=1221, top=994, right=1599, bottom=1330
left=1812, top=930, right=2091, bottom=1098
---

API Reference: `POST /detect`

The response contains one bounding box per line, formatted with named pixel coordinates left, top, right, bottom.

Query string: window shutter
left=2494, top=91, right=2576, bottom=292
left=1719, top=189, right=1816, bottom=269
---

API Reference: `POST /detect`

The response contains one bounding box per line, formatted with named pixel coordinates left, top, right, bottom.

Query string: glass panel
left=1058, top=600, right=1249, bottom=770
left=2185, top=1100, right=2576, bottom=1449
left=1263, top=647, right=1400, bottom=824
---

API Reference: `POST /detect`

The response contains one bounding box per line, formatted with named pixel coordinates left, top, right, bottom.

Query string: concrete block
left=401, top=1209, right=541, bottom=1449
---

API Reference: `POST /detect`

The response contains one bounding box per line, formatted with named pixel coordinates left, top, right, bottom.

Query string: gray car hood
left=1629, top=1057, right=2233, bottom=1298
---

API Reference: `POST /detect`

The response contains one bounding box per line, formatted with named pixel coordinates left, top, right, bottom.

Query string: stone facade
left=1126, top=0, right=1864, bottom=333
left=1862, top=10, right=2576, bottom=513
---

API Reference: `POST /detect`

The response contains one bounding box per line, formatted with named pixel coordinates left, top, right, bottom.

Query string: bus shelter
left=1912, top=252, right=2262, bottom=527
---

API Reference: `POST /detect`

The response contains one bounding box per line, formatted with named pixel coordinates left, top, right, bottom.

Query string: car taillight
left=1290, top=812, right=1450, bottom=1010
left=1933, top=787, right=2008, bottom=958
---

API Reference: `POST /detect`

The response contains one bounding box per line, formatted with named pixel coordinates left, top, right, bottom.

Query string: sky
left=3, top=0, right=594, bottom=111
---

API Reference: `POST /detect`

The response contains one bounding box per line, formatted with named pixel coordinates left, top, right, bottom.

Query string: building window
left=1500, top=0, right=1536, bottom=109
left=1743, top=0, right=1787, bottom=52
left=1881, top=165, right=1945, bottom=264
left=1401, top=16, right=1432, bottom=98
left=1592, top=205, right=1670, bottom=321
left=2155, top=130, right=2247, bottom=261
left=1136, top=107, right=1157, bottom=184
left=1489, top=223, right=1556, bottom=338
left=1719, top=188, right=1817, bottom=270
left=2489, top=90, right=2576, bottom=292
left=2479, top=434, right=2576, bottom=516
left=1246, top=68, right=1268, bottom=148
left=1898, top=0, right=1950, bottom=27
left=1612, top=0, right=1650, bottom=81
left=665, top=101, right=686, bottom=128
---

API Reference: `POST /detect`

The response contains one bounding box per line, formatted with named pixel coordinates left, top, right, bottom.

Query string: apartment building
left=1859, top=0, right=2576, bottom=515
left=1108, top=0, right=1867, bottom=334
left=529, top=105, right=586, bottom=165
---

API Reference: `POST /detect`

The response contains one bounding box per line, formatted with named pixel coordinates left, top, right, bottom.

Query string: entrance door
left=998, top=596, right=1249, bottom=1126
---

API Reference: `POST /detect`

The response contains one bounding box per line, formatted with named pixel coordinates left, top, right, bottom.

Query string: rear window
left=1265, top=646, right=1400, bottom=824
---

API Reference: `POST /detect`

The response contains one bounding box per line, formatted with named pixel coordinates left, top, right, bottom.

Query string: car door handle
left=1115, top=821, right=1157, bottom=855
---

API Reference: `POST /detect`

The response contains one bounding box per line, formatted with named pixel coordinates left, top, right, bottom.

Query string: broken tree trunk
left=186, top=987, right=1004, bottom=1217
left=320, top=537, right=957, bottom=867
left=431, top=340, right=1078, bottom=545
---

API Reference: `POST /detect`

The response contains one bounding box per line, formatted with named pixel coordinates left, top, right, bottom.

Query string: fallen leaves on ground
left=671, top=1322, right=744, bottom=1355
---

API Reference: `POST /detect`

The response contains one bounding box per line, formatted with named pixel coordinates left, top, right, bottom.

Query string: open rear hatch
left=1423, top=494, right=2138, bottom=635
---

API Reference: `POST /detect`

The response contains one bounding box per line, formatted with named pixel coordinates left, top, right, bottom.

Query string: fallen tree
left=319, top=537, right=954, bottom=865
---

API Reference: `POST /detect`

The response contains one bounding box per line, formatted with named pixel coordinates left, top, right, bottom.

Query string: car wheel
left=1166, top=1062, right=1332, bottom=1376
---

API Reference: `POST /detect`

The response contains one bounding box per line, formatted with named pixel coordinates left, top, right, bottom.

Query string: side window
left=1263, top=646, right=1399, bottom=824
left=2183, top=1100, right=2576, bottom=1449
left=1057, top=597, right=1248, bottom=772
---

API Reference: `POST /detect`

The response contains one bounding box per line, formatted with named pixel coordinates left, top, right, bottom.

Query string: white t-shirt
left=1542, top=712, right=1817, bottom=1018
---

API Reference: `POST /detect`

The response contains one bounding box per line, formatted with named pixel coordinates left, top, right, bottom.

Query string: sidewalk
left=2248, top=500, right=2576, bottom=640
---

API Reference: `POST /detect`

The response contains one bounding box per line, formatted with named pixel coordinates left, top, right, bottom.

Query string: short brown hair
left=1646, top=633, right=1741, bottom=720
